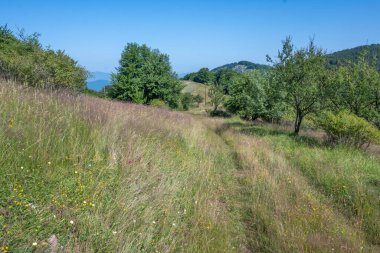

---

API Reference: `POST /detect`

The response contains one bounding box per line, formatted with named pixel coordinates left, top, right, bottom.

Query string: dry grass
left=214, top=118, right=380, bottom=252
left=1, top=80, right=379, bottom=252
left=0, top=81, right=244, bottom=252
left=182, top=80, right=211, bottom=114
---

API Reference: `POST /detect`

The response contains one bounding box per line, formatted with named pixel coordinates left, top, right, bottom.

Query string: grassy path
left=204, top=117, right=379, bottom=252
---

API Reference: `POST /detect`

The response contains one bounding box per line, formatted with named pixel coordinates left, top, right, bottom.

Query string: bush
left=209, top=110, right=231, bottom=118
left=315, top=111, right=380, bottom=147
left=149, top=99, right=168, bottom=109
left=0, top=25, right=87, bottom=90
left=193, top=94, right=204, bottom=106
left=181, top=92, right=194, bottom=111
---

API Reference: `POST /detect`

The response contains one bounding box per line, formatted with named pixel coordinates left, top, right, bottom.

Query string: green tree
left=225, top=71, right=267, bottom=120
left=269, top=37, right=328, bottom=134
left=194, top=68, right=214, bottom=84
left=181, top=92, right=194, bottom=111
left=109, top=43, right=183, bottom=108
left=193, top=94, right=204, bottom=107
left=0, top=25, right=87, bottom=90
left=327, top=50, right=380, bottom=126
left=208, top=81, right=224, bottom=112
left=214, top=69, right=240, bottom=94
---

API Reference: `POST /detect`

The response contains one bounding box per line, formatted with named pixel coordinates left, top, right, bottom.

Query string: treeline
left=327, top=44, right=380, bottom=70
left=0, top=25, right=87, bottom=90
left=190, top=38, right=380, bottom=146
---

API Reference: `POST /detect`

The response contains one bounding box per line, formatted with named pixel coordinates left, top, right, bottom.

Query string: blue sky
left=1, top=0, right=379, bottom=74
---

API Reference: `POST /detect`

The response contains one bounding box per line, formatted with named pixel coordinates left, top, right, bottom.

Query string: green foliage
left=214, top=68, right=241, bottom=94
left=193, top=94, right=204, bottom=106
left=0, top=25, right=87, bottom=90
left=315, top=111, right=380, bottom=147
left=183, top=68, right=215, bottom=84
left=269, top=37, right=328, bottom=134
left=208, top=82, right=225, bottom=112
left=225, top=71, right=267, bottom=120
left=108, top=43, right=183, bottom=108
left=194, top=68, right=214, bottom=84
left=180, top=92, right=193, bottom=111
left=149, top=98, right=168, bottom=108
left=212, top=60, right=271, bottom=73
left=327, top=44, right=380, bottom=70
left=327, top=50, right=380, bottom=126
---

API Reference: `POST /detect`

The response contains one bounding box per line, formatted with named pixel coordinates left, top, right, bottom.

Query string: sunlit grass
left=1, top=81, right=379, bottom=252
left=0, top=82, right=243, bottom=252
left=220, top=117, right=380, bottom=252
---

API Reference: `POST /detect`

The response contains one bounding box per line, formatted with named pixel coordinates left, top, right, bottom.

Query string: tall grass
left=220, top=118, right=380, bottom=252
left=0, top=81, right=244, bottom=252
left=1, top=81, right=379, bottom=252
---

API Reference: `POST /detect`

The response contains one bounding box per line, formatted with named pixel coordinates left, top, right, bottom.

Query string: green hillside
left=327, top=44, right=380, bottom=69
left=212, top=61, right=271, bottom=73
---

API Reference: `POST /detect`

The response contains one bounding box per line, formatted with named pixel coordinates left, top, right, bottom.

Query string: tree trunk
left=294, top=111, right=303, bottom=135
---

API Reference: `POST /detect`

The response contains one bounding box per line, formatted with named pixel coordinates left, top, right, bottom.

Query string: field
left=181, top=80, right=210, bottom=114
left=1, top=80, right=380, bottom=252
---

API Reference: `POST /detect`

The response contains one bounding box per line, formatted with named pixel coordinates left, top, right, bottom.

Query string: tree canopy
left=268, top=37, right=328, bottom=134
left=0, top=25, right=87, bottom=90
left=108, top=43, right=183, bottom=108
left=327, top=50, right=380, bottom=126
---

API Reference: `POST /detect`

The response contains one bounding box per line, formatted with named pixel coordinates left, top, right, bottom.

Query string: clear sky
left=1, top=0, right=379, bottom=74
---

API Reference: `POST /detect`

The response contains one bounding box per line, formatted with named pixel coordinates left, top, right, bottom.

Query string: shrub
left=193, top=94, right=204, bottom=106
left=149, top=99, right=168, bottom=109
left=180, top=92, right=194, bottom=111
left=315, top=111, right=380, bottom=147
left=209, top=110, right=231, bottom=118
left=0, top=25, right=87, bottom=90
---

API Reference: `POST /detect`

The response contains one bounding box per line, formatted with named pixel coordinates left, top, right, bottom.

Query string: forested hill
left=327, top=44, right=380, bottom=69
left=212, top=60, right=271, bottom=73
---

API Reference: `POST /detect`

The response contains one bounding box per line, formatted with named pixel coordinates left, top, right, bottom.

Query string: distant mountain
left=212, top=61, right=271, bottom=73
left=86, top=72, right=111, bottom=91
left=327, top=44, right=380, bottom=69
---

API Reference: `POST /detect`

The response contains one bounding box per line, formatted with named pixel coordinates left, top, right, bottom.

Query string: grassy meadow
left=1, top=80, right=380, bottom=252
left=0, top=81, right=244, bottom=252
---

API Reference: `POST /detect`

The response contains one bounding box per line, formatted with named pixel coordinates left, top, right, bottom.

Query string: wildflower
left=69, top=220, right=74, bottom=225
left=83, top=201, right=87, bottom=204
left=32, top=242, right=37, bottom=246
left=152, top=221, right=156, bottom=224
left=75, top=171, right=78, bottom=174
left=20, top=166, right=24, bottom=169
left=195, top=200, right=198, bottom=204
left=29, top=203, right=37, bottom=209
left=8, top=117, right=13, bottom=128
left=172, top=223, right=176, bottom=227
left=112, top=231, right=117, bottom=235
left=47, top=162, right=51, bottom=165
